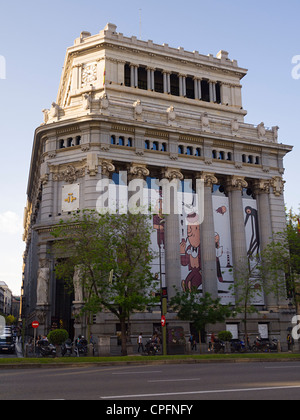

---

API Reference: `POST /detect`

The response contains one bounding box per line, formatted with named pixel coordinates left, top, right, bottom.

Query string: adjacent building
left=22, top=24, right=293, bottom=345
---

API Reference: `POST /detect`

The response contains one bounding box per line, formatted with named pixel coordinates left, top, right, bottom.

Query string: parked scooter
left=145, top=339, right=160, bottom=356
left=74, top=336, right=88, bottom=357
left=38, top=339, right=56, bottom=358
left=61, top=339, right=73, bottom=357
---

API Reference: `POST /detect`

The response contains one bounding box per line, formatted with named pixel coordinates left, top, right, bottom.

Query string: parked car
left=0, top=333, right=15, bottom=354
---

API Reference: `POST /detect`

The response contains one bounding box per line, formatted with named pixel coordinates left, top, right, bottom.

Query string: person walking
left=138, top=332, right=144, bottom=353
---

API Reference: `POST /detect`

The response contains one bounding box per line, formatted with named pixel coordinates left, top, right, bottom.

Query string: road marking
left=112, top=370, right=162, bottom=375
left=101, top=384, right=300, bottom=399
left=148, top=378, right=202, bottom=383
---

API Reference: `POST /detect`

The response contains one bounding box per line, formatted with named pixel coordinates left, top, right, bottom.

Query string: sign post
left=31, top=321, right=39, bottom=356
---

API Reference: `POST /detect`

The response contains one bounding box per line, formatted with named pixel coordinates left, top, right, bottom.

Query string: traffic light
left=161, top=287, right=168, bottom=299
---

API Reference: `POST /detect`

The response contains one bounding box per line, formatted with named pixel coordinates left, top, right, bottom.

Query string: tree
left=231, top=207, right=300, bottom=343
left=170, top=289, right=233, bottom=347
left=52, top=209, right=159, bottom=356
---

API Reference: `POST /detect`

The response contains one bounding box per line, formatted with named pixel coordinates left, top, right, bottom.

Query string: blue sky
left=0, top=0, right=299, bottom=294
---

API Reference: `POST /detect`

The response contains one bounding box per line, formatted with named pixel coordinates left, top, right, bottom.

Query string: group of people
left=137, top=332, right=161, bottom=353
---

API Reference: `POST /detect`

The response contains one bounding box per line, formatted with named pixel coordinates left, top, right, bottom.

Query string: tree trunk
left=120, top=318, right=128, bottom=356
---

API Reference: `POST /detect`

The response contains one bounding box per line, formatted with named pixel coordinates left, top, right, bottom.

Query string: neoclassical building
left=22, top=23, right=293, bottom=345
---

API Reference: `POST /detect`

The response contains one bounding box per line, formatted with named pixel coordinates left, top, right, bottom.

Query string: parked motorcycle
left=214, top=339, right=225, bottom=354
left=38, top=340, right=56, bottom=358
left=74, top=337, right=88, bottom=357
left=61, top=339, right=73, bottom=357
left=252, top=337, right=270, bottom=353
left=145, top=340, right=160, bottom=356
left=230, top=339, right=246, bottom=353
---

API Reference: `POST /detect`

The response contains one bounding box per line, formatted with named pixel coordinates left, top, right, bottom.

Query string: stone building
left=22, top=23, right=293, bottom=345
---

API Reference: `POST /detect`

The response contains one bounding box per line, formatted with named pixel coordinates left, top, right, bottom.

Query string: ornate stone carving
left=128, top=163, right=150, bottom=180
left=200, top=112, right=210, bottom=132
left=271, top=176, right=285, bottom=197
left=52, top=164, right=85, bottom=183
left=257, top=122, right=266, bottom=139
left=253, top=179, right=271, bottom=195
left=101, top=159, right=115, bottom=177
left=167, top=106, right=176, bottom=125
left=162, top=167, right=184, bottom=181
left=133, top=100, right=143, bottom=119
left=226, top=176, right=248, bottom=191
left=37, top=259, right=50, bottom=305
left=201, top=172, right=218, bottom=188
left=73, top=266, right=84, bottom=303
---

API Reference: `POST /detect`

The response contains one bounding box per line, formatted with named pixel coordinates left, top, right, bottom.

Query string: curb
left=1, top=356, right=300, bottom=370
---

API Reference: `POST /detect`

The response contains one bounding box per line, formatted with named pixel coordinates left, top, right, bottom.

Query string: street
left=0, top=361, right=300, bottom=400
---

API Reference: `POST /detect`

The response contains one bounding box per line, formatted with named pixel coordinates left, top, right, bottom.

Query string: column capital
left=270, top=176, right=285, bottom=197
left=198, top=172, right=218, bottom=188
left=128, top=163, right=150, bottom=180
left=252, top=179, right=271, bottom=195
left=225, top=175, right=248, bottom=192
left=162, top=167, right=184, bottom=181
left=100, top=159, right=115, bottom=177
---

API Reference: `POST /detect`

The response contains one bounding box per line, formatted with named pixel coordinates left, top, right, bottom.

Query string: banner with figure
left=212, top=195, right=235, bottom=304
left=243, top=198, right=264, bottom=305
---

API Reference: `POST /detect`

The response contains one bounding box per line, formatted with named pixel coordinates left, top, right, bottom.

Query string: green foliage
left=51, top=209, right=159, bottom=355
left=170, top=289, right=234, bottom=333
left=48, top=329, right=69, bottom=345
left=218, top=331, right=233, bottom=342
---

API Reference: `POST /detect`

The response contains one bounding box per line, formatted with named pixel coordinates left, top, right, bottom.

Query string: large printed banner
left=212, top=195, right=235, bottom=305
left=243, top=198, right=264, bottom=306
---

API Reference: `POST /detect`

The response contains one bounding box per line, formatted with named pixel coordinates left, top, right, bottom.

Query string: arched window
left=161, top=143, right=167, bottom=152
left=145, top=140, right=150, bottom=150
left=218, top=151, right=225, bottom=160
left=186, top=147, right=192, bottom=156
left=242, top=154, right=246, bottom=163
left=118, top=136, right=125, bottom=146
left=195, top=148, right=201, bottom=157
left=75, top=136, right=81, bottom=146
left=255, top=156, right=260, bottom=165
left=212, top=150, right=217, bottom=159
left=248, top=155, right=253, bottom=164
left=152, top=141, right=159, bottom=151
left=178, top=145, right=184, bottom=154
left=227, top=152, right=232, bottom=161
left=59, top=139, right=65, bottom=149
left=111, top=135, right=116, bottom=145
left=127, top=137, right=133, bottom=147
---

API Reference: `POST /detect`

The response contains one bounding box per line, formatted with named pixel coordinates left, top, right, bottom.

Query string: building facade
left=22, top=23, right=293, bottom=345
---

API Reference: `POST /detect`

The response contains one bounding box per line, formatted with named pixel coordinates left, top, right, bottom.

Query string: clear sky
left=0, top=0, right=299, bottom=295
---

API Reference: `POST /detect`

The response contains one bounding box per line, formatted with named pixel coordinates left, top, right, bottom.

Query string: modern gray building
left=22, top=23, right=293, bottom=346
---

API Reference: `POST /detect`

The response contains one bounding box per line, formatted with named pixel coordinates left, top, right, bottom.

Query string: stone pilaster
left=225, top=176, right=248, bottom=301
left=253, top=179, right=278, bottom=309
left=199, top=172, right=219, bottom=299
left=162, top=168, right=183, bottom=299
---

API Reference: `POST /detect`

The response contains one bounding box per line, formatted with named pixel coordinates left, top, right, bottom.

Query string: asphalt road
left=1, top=361, right=300, bottom=401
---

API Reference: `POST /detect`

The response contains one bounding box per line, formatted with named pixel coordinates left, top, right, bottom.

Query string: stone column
left=36, top=257, right=51, bottom=335
left=163, top=72, right=170, bottom=94
left=72, top=265, right=86, bottom=338
left=194, top=77, right=199, bottom=100
left=199, top=172, right=219, bottom=299
left=253, top=179, right=277, bottom=309
left=162, top=168, right=184, bottom=299
left=225, top=176, right=248, bottom=301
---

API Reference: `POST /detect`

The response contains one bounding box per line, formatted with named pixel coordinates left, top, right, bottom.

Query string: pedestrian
left=138, top=332, right=144, bottom=353
left=287, top=333, right=294, bottom=351
left=191, top=334, right=197, bottom=351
